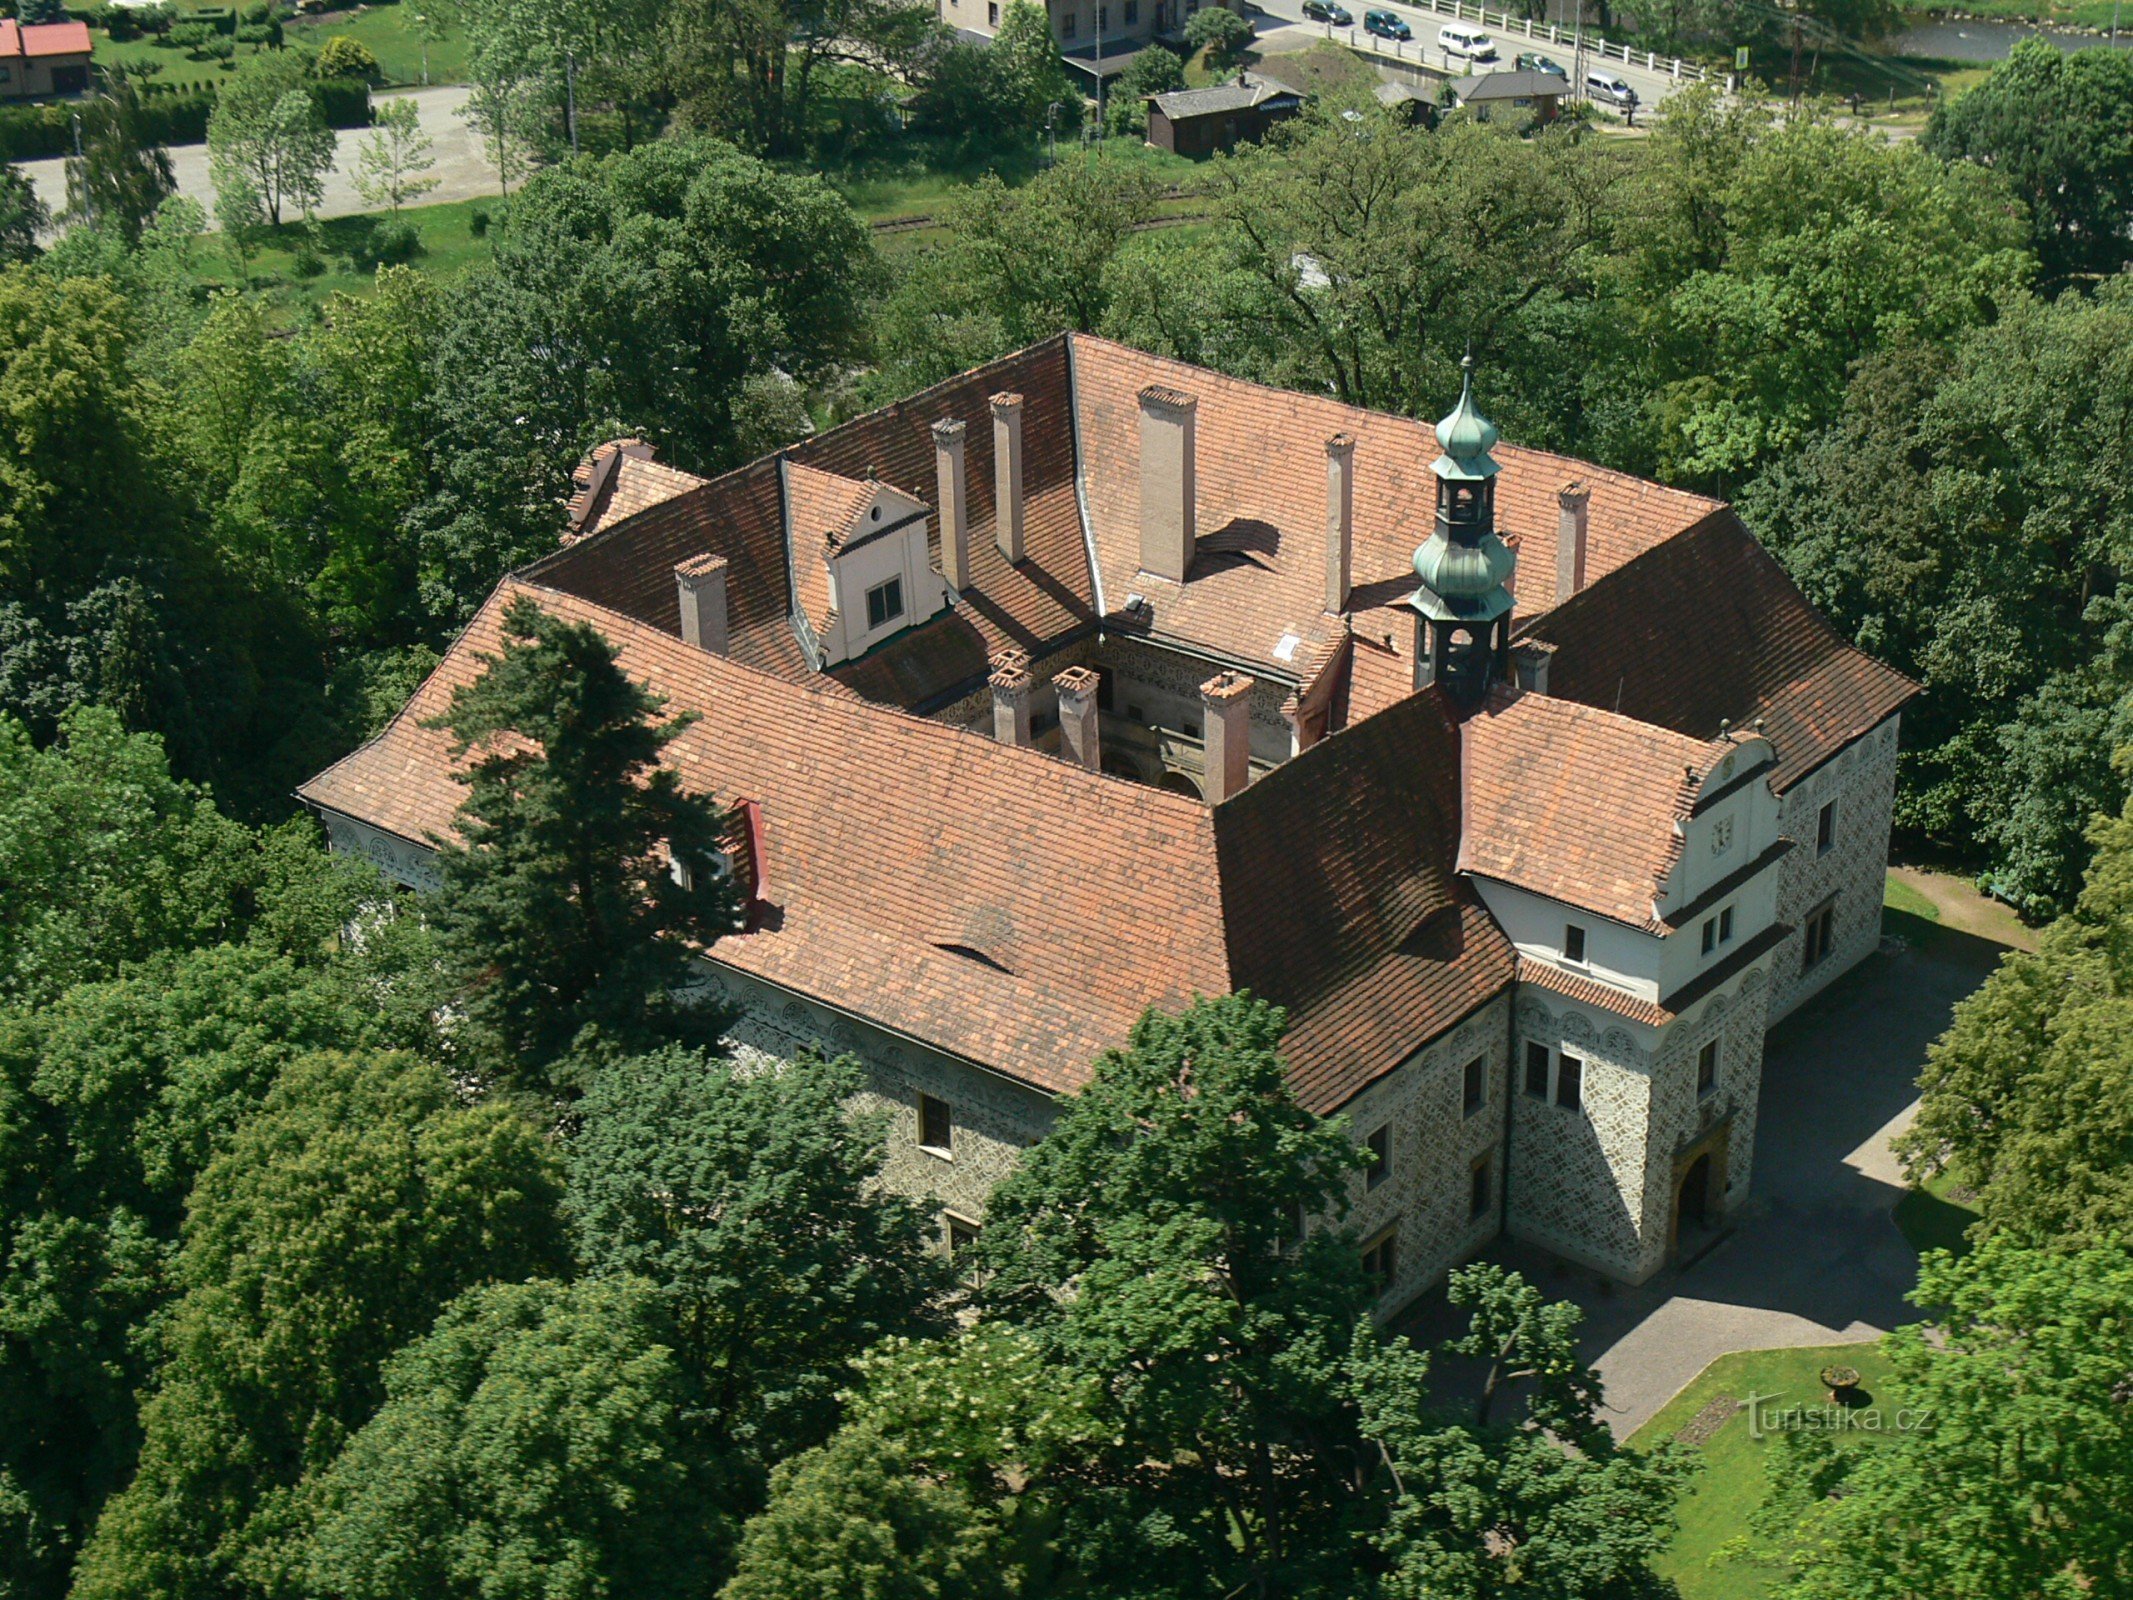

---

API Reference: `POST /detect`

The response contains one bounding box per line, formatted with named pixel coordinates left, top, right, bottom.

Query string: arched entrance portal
left=1678, top=1153, right=1714, bottom=1234
left=1158, top=770, right=1203, bottom=801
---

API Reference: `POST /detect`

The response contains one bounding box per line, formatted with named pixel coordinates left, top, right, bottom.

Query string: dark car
left=1515, top=50, right=1567, bottom=77
left=1302, top=0, right=1354, bottom=22
left=1362, top=8, right=1411, bottom=38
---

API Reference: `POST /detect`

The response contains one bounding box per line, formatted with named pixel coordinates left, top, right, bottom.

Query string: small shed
left=1447, top=68, right=1566, bottom=122
left=1373, top=78, right=1437, bottom=127
left=1146, top=75, right=1303, bottom=156
left=0, top=20, right=92, bottom=101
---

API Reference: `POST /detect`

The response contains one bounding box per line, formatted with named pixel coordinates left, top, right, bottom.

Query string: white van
left=1437, top=22, right=1499, bottom=62
left=1585, top=70, right=1637, bottom=107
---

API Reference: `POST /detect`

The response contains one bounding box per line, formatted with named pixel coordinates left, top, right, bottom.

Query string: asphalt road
left=20, top=83, right=494, bottom=232
left=1249, top=0, right=1703, bottom=110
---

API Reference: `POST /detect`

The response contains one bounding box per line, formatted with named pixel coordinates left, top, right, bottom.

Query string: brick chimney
left=1555, top=481, right=1590, bottom=605
left=933, top=418, right=971, bottom=591
left=1324, top=432, right=1355, bottom=614
left=1138, top=385, right=1197, bottom=583
left=1200, top=669, right=1253, bottom=803
left=989, top=646, right=1033, bottom=747
left=674, top=554, right=730, bottom=655
left=991, top=393, right=1026, bottom=564
left=1053, top=665, right=1101, bottom=771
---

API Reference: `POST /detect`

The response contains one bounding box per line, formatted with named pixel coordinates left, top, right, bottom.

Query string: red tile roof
left=1513, top=956, right=1672, bottom=1027
left=1066, top=334, right=1719, bottom=686
left=1, top=19, right=92, bottom=56
left=300, top=581, right=1510, bottom=1110
left=565, top=445, right=707, bottom=541
left=1462, top=687, right=1724, bottom=931
left=1521, top=511, right=1920, bottom=793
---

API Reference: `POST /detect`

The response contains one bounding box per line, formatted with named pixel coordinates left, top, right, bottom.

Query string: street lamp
left=412, top=12, right=429, bottom=86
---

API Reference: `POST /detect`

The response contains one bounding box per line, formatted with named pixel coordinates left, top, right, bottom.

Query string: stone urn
left=1820, top=1364, right=1861, bottom=1405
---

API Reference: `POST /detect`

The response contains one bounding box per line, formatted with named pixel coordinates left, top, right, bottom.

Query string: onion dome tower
left=1409, top=354, right=1516, bottom=709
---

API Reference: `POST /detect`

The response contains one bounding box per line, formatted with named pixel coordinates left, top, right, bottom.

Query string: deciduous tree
left=350, top=97, right=438, bottom=214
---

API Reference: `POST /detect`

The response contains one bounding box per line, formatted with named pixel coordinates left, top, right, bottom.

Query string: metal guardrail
left=1311, top=0, right=1714, bottom=86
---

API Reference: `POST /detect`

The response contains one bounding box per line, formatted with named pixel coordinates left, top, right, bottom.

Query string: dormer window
left=866, top=577, right=904, bottom=630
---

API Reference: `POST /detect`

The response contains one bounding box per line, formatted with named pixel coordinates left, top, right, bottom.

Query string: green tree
left=1926, top=40, right=2133, bottom=289
left=69, top=1051, right=567, bottom=1600
left=568, top=1046, right=947, bottom=1468
left=1103, top=43, right=1185, bottom=137
left=305, top=1277, right=716, bottom=1600
left=0, top=709, right=255, bottom=1009
left=1185, top=5, right=1253, bottom=63
left=1762, top=1241, right=2133, bottom=1599
left=415, top=138, right=874, bottom=618
left=874, top=147, right=1161, bottom=389
left=987, top=0, right=1075, bottom=135
left=723, top=1327, right=1092, bottom=1600
left=1354, top=1270, right=1689, bottom=1598
left=1, top=162, right=49, bottom=264
left=1898, top=786, right=2133, bottom=1242
left=425, top=595, right=740, bottom=1090
left=62, top=73, right=176, bottom=247
left=312, top=33, right=380, bottom=79
left=973, top=993, right=1374, bottom=1597
left=208, top=52, right=337, bottom=231
left=350, top=97, right=438, bottom=214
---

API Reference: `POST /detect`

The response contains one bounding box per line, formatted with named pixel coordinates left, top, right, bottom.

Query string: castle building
left=300, top=336, right=1915, bottom=1294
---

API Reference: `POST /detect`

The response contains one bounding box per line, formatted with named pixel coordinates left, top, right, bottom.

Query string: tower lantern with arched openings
left=1409, top=353, right=1517, bottom=710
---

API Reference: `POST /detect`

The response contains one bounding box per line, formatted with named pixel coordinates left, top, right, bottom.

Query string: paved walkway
left=21, top=83, right=494, bottom=231
left=1399, top=886, right=2017, bottom=1439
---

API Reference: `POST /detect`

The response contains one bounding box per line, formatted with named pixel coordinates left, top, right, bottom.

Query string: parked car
left=1363, top=8, right=1412, bottom=38
left=1436, top=21, right=1499, bottom=62
left=1585, top=69, right=1638, bottom=107
left=1302, top=0, right=1354, bottom=22
left=1515, top=50, right=1567, bottom=77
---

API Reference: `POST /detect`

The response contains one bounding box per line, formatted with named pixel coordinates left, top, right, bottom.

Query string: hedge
left=0, top=75, right=366, bottom=161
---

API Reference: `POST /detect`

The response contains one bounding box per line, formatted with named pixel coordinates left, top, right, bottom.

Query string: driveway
left=20, top=83, right=496, bottom=231
left=1399, top=890, right=2015, bottom=1439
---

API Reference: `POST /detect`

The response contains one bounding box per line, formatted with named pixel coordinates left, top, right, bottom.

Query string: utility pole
left=1094, top=3, right=1105, bottom=142
left=72, top=111, right=91, bottom=227
left=1572, top=0, right=1585, bottom=100
left=1787, top=0, right=1802, bottom=112
left=566, top=49, right=579, bottom=156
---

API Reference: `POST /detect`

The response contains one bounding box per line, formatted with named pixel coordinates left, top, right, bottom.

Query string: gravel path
left=20, top=83, right=497, bottom=231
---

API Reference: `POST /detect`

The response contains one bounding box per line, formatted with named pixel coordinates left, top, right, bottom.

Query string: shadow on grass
left=1893, top=1183, right=1978, bottom=1259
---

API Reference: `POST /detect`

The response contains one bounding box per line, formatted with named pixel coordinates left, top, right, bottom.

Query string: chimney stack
left=1324, top=432, right=1355, bottom=614
left=1053, top=666, right=1101, bottom=771
left=675, top=554, right=730, bottom=655
left=933, top=418, right=971, bottom=591
left=991, top=393, right=1026, bottom=564
left=1200, top=670, right=1254, bottom=803
left=1555, top=481, right=1590, bottom=606
left=1138, top=385, right=1198, bottom=584
left=989, top=647, right=1034, bottom=747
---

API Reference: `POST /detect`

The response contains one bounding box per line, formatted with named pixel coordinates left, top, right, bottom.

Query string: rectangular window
left=1462, top=1055, right=1485, bottom=1116
left=945, top=1213, right=980, bottom=1255
left=865, top=576, right=904, bottom=631
left=1697, top=1040, right=1718, bottom=1097
left=1098, top=2, right=1108, bottom=26
left=919, top=1093, right=952, bottom=1155
left=1469, top=1156, right=1492, bottom=1220
left=1802, top=900, right=1837, bottom=970
left=1555, top=1054, right=1583, bottom=1113
left=1124, top=0, right=1138, bottom=20
left=988, top=0, right=998, bottom=20
left=1563, top=923, right=1586, bottom=963
left=1701, top=917, right=1716, bottom=956
left=1817, top=800, right=1836, bottom=854
left=1364, top=1124, right=1390, bottom=1190
left=1524, top=1041, right=1550, bottom=1099
left=1061, top=7, right=1076, bottom=33
left=1361, top=1227, right=1397, bottom=1292
left=1719, top=906, right=1734, bottom=944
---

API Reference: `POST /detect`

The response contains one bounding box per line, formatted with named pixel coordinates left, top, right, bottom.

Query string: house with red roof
left=302, top=334, right=1915, bottom=1292
left=0, top=19, right=92, bottom=100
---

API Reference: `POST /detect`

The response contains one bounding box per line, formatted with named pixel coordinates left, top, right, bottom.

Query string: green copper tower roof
left=1431, top=353, right=1502, bottom=482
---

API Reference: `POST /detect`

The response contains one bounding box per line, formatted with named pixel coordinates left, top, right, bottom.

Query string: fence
left=1310, top=0, right=1714, bottom=86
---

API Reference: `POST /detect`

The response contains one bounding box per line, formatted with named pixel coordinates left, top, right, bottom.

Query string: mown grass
left=177, top=194, right=498, bottom=313
left=1633, top=1342, right=1908, bottom=1600
left=283, top=3, right=470, bottom=88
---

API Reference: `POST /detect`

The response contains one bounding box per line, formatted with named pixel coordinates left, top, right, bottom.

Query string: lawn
left=1903, top=0, right=2131, bottom=28
left=283, top=3, right=470, bottom=88
left=1632, top=1342, right=1909, bottom=1600
left=95, top=30, right=268, bottom=91
left=177, top=194, right=499, bottom=313
left=1892, top=1165, right=1980, bottom=1258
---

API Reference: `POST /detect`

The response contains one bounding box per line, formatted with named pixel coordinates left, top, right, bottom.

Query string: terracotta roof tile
left=1067, top=333, right=1718, bottom=686
left=1513, top=956, right=1672, bottom=1027
left=299, top=582, right=1513, bottom=1111
left=1522, top=511, right=1920, bottom=792
left=1461, top=688, right=1722, bottom=931
left=565, top=444, right=708, bottom=541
